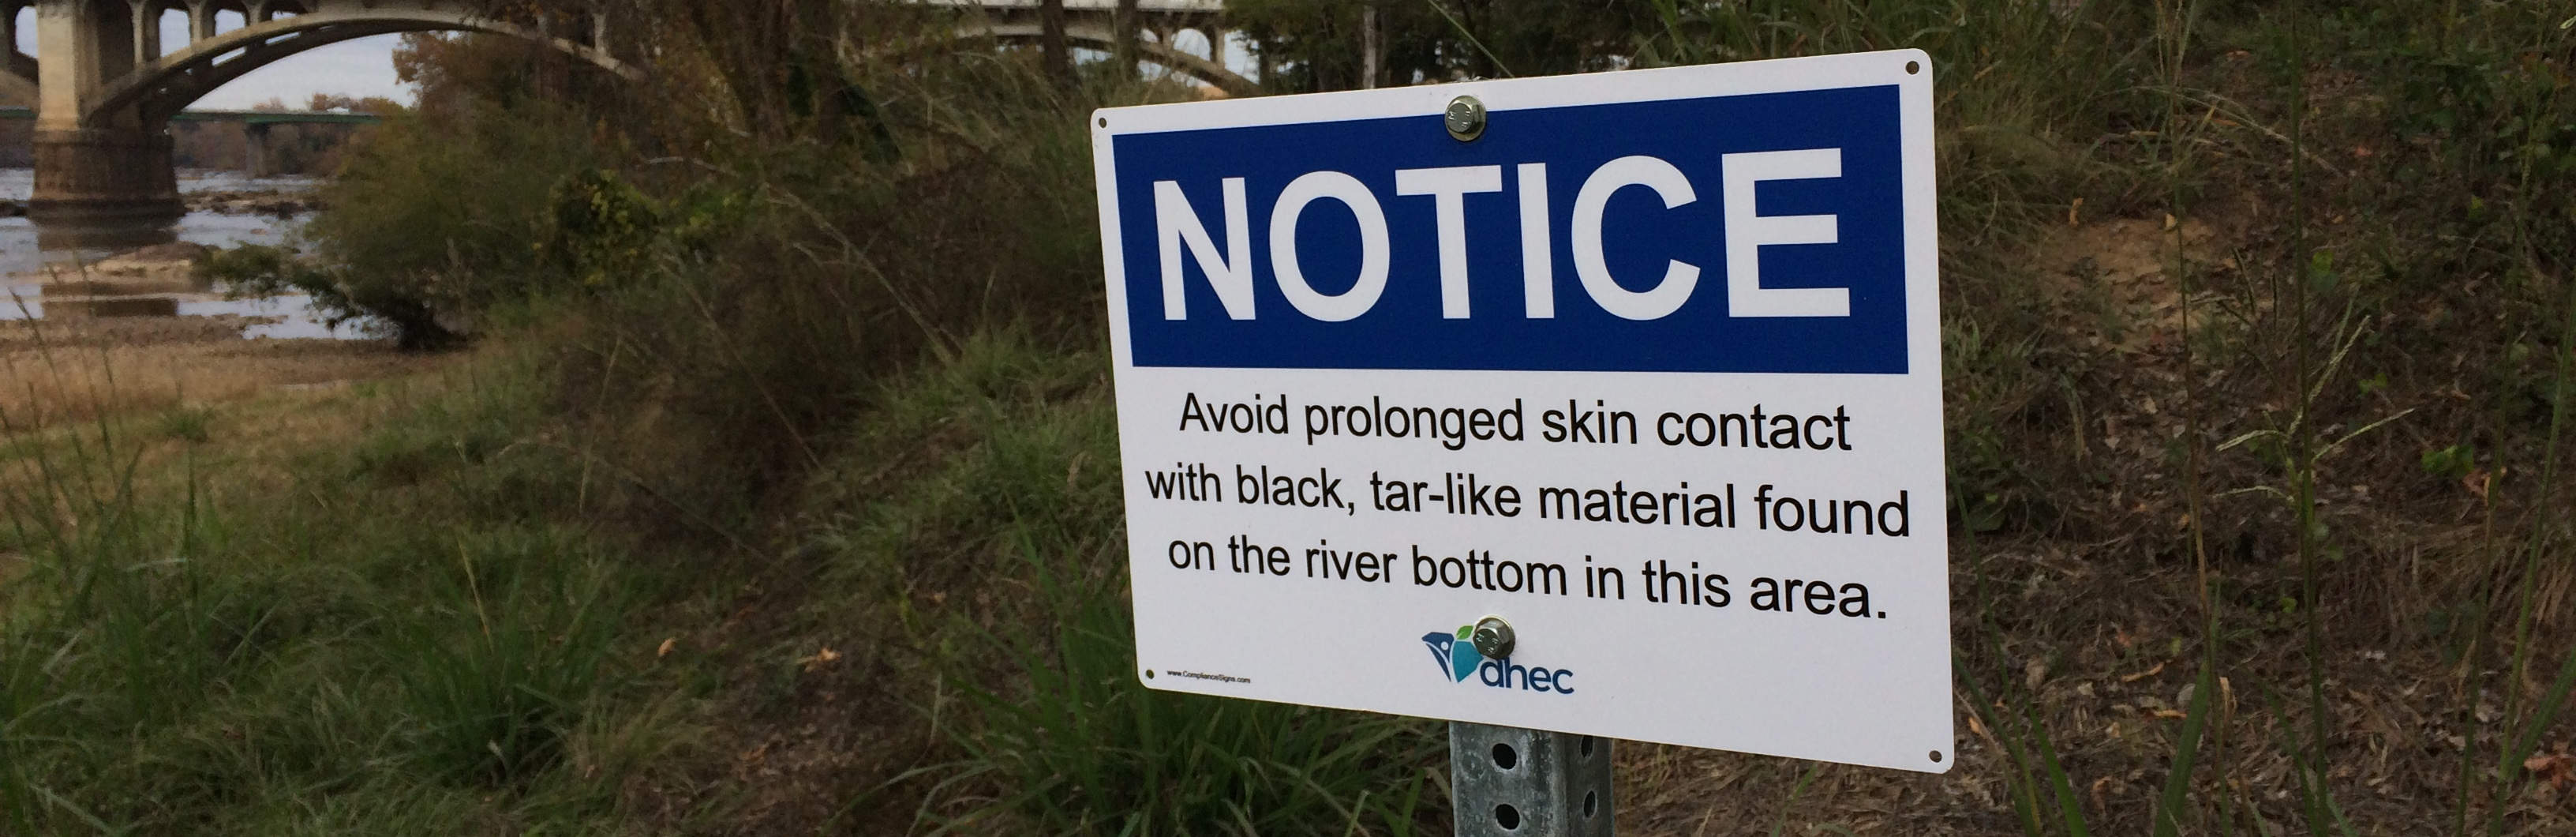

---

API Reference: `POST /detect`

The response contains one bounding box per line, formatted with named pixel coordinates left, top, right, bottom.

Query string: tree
left=1115, top=0, right=1142, bottom=81
left=393, top=31, right=620, bottom=118
left=1042, top=0, right=1074, bottom=88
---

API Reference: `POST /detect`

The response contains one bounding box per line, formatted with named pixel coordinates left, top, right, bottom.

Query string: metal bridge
left=0, top=103, right=380, bottom=176
left=2, top=0, right=1248, bottom=222
left=0, top=104, right=380, bottom=124
left=934, top=0, right=1251, bottom=96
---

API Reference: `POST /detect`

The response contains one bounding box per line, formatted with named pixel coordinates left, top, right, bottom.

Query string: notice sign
left=1091, top=50, right=1949, bottom=773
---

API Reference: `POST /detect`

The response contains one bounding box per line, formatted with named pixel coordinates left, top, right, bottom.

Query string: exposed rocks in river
left=17, top=242, right=216, bottom=295
left=184, top=190, right=321, bottom=216
left=103, top=242, right=215, bottom=266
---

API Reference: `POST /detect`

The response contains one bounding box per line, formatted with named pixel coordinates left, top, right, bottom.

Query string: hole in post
left=1490, top=742, right=1518, bottom=770
left=1580, top=735, right=1595, bottom=757
left=1584, top=790, right=1598, bottom=818
left=1493, top=804, right=1521, bottom=830
left=1930, top=749, right=1944, bottom=763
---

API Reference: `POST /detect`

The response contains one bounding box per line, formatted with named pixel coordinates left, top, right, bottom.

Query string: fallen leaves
left=2463, top=468, right=2496, bottom=501
left=2528, top=749, right=2575, bottom=792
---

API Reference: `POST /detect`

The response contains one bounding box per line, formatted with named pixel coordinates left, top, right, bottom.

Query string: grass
left=784, top=333, right=1444, bottom=834
left=1, top=322, right=1438, bottom=834
left=0, top=338, right=688, bottom=835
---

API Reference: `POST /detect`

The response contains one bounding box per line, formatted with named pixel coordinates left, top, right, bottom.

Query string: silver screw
left=1471, top=616, right=1515, bottom=659
left=1444, top=95, right=1486, bottom=142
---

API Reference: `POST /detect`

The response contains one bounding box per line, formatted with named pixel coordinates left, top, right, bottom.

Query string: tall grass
left=932, top=539, right=1439, bottom=834
left=0, top=336, right=676, bottom=834
left=774, top=334, right=1441, bottom=833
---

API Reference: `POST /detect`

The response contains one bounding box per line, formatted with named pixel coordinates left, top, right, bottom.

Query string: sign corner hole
left=1490, top=741, right=1518, bottom=770
left=1097, top=117, right=1108, bottom=128
left=1144, top=670, right=1155, bottom=679
left=1929, top=749, right=1944, bottom=763
left=1493, top=804, right=1522, bottom=830
left=1906, top=60, right=1922, bottom=75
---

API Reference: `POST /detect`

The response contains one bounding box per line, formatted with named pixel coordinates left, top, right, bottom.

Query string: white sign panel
left=1091, top=50, right=1950, bottom=772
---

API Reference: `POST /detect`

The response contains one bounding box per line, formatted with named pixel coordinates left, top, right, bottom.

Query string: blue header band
left=1112, top=84, right=1909, bottom=374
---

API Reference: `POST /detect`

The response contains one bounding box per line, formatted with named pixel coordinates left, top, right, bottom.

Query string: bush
left=295, top=100, right=610, bottom=328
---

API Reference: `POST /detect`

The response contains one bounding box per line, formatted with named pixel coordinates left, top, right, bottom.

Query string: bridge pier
left=32, top=126, right=182, bottom=223
left=243, top=122, right=271, bottom=178
left=28, top=0, right=177, bottom=223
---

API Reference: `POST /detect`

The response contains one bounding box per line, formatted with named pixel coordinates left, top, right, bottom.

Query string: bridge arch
left=968, top=19, right=1256, bottom=97
left=87, top=3, right=638, bottom=127
left=2, top=3, right=42, bottom=107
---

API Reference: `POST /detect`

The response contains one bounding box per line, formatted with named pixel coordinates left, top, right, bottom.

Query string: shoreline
left=0, top=312, right=440, bottom=435
left=0, top=182, right=324, bottom=220
left=0, top=226, right=436, bottom=434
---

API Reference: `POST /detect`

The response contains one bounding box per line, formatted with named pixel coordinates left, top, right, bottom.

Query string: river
left=0, top=170, right=367, bottom=340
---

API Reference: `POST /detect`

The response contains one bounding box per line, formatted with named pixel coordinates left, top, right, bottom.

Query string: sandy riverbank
left=1, top=314, right=444, bottom=432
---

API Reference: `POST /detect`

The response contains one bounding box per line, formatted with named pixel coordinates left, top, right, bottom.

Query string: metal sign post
left=1451, top=722, right=1614, bottom=836
left=1448, top=616, right=1613, bottom=835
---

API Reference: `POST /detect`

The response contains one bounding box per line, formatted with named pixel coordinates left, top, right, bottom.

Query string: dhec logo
left=1420, top=625, right=1577, bottom=694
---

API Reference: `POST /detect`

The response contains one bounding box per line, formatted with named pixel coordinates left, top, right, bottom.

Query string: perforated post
left=1451, top=722, right=1614, bottom=836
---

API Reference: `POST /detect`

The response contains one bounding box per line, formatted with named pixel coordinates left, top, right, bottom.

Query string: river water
left=0, top=170, right=368, bottom=340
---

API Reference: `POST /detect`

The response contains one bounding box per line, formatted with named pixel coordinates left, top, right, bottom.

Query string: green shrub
left=280, top=100, right=608, bottom=338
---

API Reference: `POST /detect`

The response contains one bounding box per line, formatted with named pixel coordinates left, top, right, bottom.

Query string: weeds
left=0, top=338, right=654, bottom=834
left=934, top=539, right=1438, bottom=835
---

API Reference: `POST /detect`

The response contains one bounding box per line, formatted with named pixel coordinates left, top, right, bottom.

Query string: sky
left=156, top=30, right=1255, bottom=111
left=176, top=30, right=1252, bottom=110
left=194, top=36, right=414, bottom=109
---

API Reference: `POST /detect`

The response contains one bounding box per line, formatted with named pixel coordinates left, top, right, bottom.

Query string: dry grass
left=0, top=317, right=440, bottom=434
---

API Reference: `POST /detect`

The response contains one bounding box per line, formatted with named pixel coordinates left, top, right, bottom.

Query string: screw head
left=1470, top=616, right=1515, bottom=659
left=1444, top=95, right=1486, bottom=142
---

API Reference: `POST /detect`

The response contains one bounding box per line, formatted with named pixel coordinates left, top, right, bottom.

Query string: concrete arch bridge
left=936, top=0, right=1254, bottom=97
left=3, top=0, right=1252, bottom=223
left=0, top=0, right=642, bottom=220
